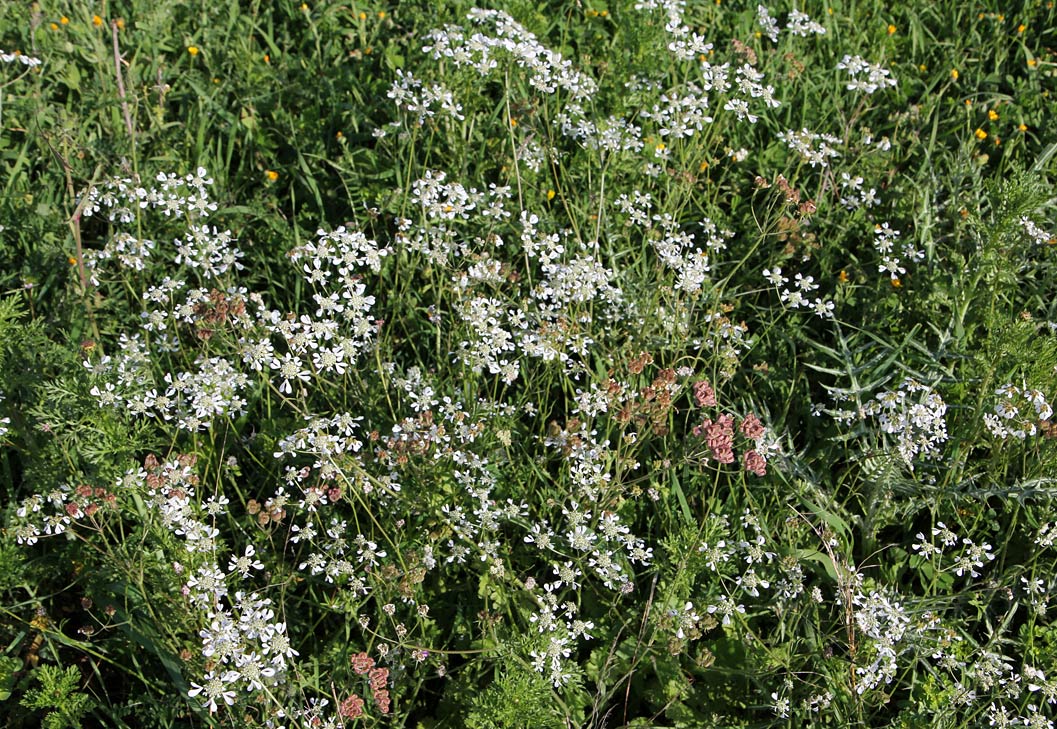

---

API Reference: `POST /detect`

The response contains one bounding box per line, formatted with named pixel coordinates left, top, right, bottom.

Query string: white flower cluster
left=1021, top=215, right=1055, bottom=246
left=555, top=106, right=645, bottom=154
left=778, top=128, right=841, bottom=167
left=852, top=588, right=940, bottom=693
left=398, top=171, right=511, bottom=263
left=757, top=6, right=827, bottom=42
left=873, top=222, right=923, bottom=281
left=80, top=168, right=224, bottom=281
left=1, top=49, right=42, bottom=67
left=763, top=267, right=837, bottom=320
left=862, top=378, right=948, bottom=469
left=422, top=9, right=597, bottom=99
left=912, top=522, right=996, bottom=579
left=839, top=172, right=882, bottom=210
left=650, top=215, right=731, bottom=294
left=984, top=383, right=1053, bottom=440
left=837, top=55, right=898, bottom=94
left=188, top=591, right=298, bottom=713
left=387, top=69, right=465, bottom=126
left=88, top=338, right=251, bottom=432
left=642, top=84, right=715, bottom=137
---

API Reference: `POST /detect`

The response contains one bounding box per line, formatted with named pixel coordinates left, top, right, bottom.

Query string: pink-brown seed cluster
left=691, top=381, right=768, bottom=476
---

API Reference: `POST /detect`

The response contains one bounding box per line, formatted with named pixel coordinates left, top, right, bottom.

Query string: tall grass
left=1, top=1, right=1056, bottom=726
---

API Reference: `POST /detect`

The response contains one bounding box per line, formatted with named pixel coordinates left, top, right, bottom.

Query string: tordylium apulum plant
left=2, top=1, right=1057, bottom=727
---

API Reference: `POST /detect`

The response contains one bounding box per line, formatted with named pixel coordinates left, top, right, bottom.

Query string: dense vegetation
left=1, top=1, right=1056, bottom=726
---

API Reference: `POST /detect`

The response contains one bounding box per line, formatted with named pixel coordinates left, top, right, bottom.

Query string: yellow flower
left=975, top=128, right=988, bottom=140
left=1018, top=23, right=1027, bottom=33
left=1027, top=58, right=1037, bottom=68
left=891, top=277, right=902, bottom=288
left=887, top=24, right=896, bottom=34
left=115, top=18, right=125, bottom=30
left=358, top=11, right=367, bottom=20
left=93, top=14, right=103, bottom=26
left=950, top=69, right=959, bottom=80
left=838, top=270, right=849, bottom=283
left=988, top=109, right=999, bottom=121
left=187, top=46, right=199, bottom=56
left=1018, top=123, right=1028, bottom=132
left=263, top=53, right=270, bottom=63
left=586, top=8, right=598, bottom=17
left=301, top=3, right=309, bottom=10
left=377, top=11, right=386, bottom=19
left=509, top=117, right=517, bottom=128
left=919, top=64, right=927, bottom=72
left=546, top=189, right=556, bottom=201
left=49, top=22, right=58, bottom=31
left=265, top=170, right=279, bottom=182
left=336, top=130, right=344, bottom=140
left=68, top=256, right=78, bottom=266
left=60, top=16, right=69, bottom=25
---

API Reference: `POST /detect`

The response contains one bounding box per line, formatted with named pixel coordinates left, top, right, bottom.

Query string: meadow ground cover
left=1, top=0, right=1056, bottom=726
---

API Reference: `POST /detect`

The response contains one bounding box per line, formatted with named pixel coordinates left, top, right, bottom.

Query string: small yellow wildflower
left=509, top=117, right=517, bottom=128
left=301, top=3, right=309, bottom=10
left=115, top=18, right=125, bottom=30
left=49, top=22, right=58, bottom=31
left=68, top=256, right=78, bottom=266
left=1018, top=123, right=1028, bottom=132
left=264, top=53, right=270, bottom=63
left=975, top=128, right=988, bottom=140
left=994, top=136, right=1001, bottom=146
left=950, top=69, right=959, bottom=80
left=891, top=277, right=902, bottom=288
left=378, top=11, right=386, bottom=19
left=93, top=14, right=103, bottom=26
left=358, top=11, right=367, bottom=20
left=336, top=130, right=344, bottom=140
left=586, top=9, right=599, bottom=17
left=988, top=109, right=999, bottom=121
left=187, top=46, right=199, bottom=56
left=1027, top=58, right=1037, bottom=68
left=546, top=189, right=556, bottom=201
left=838, top=270, right=849, bottom=283
left=919, top=64, right=927, bottom=72
left=60, top=16, right=69, bottom=25
left=887, top=24, right=896, bottom=35
left=655, top=142, right=666, bottom=152
left=265, top=170, right=279, bottom=182
left=698, top=160, right=709, bottom=172
left=1018, top=23, right=1027, bottom=33
left=600, top=9, right=608, bottom=16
